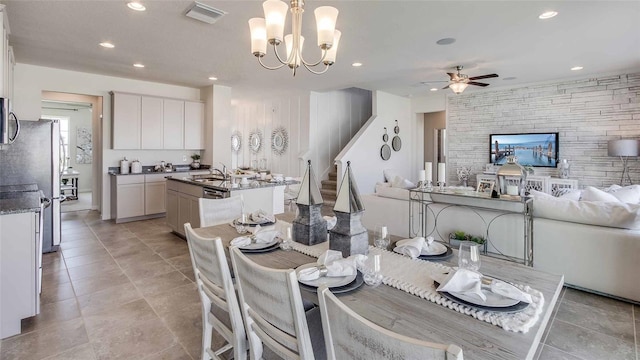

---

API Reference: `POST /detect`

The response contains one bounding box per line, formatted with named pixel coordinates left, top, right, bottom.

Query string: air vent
left=185, top=2, right=226, bottom=24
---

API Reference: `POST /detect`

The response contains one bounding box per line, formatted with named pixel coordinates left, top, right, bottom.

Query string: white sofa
left=361, top=188, right=640, bottom=303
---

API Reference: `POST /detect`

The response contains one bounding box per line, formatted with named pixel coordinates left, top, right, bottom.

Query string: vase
left=191, top=160, right=200, bottom=169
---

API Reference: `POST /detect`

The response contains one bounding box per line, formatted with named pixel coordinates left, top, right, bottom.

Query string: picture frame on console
left=477, top=180, right=495, bottom=194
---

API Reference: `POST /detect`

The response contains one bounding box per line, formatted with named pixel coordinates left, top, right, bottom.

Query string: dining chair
left=184, top=223, right=248, bottom=360
left=229, top=246, right=326, bottom=360
left=199, top=196, right=243, bottom=227
left=317, top=285, right=464, bottom=360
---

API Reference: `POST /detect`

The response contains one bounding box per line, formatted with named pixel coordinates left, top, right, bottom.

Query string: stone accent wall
left=447, top=73, right=640, bottom=188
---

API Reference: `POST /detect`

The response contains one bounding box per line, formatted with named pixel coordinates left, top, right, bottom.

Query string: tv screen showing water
left=490, top=133, right=559, bottom=167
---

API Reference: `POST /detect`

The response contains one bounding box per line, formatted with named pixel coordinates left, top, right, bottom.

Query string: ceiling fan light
left=323, top=30, right=341, bottom=65
left=449, top=82, right=468, bottom=94
left=249, top=18, right=268, bottom=56
left=314, top=6, right=338, bottom=48
left=263, top=0, right=288, bottom=44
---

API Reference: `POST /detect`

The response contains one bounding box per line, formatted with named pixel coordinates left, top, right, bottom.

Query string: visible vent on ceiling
left=185, top=2, right=227, bottom=24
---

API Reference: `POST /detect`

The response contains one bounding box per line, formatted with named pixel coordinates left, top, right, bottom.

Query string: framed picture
left=485, top=163, right=498, bottom=174
left=477, top=180, right=495, bottom=194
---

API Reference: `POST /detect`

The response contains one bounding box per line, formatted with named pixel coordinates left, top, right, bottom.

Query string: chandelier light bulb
left=449, top=82, right=469, bottom=94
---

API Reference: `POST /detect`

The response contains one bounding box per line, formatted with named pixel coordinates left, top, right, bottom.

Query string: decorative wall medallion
left=248, top=129, right=263, bottom=154
left=231, top=131, right=242, bottom=153
left=392, top=120, right=402, bottom=151
left=380, top=127, right=391, bottom=161
left=271, top=126, right=289, bottom=156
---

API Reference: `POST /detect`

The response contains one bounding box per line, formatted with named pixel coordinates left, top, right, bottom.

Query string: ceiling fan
left=420, top=66, right=499, bottom=94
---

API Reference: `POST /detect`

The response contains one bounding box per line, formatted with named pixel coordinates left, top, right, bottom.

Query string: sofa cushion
left=383, top=169, right=401, bottom=183
left=391, top=175, right=416, bottom=190
left=375, top=186, right=410, bottom=201
left=581, top=186, right=621, bottom=203
left=533, top=196, right=640, bottom=229
left=609, top=185, right=640, bottom=204
left=559, top=189, right=583, bottom=201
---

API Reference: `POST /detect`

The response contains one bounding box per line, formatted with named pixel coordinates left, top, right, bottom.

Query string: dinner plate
left=433, top=280, right=529, bottom=313
left=299, top=272, right=364, bottom=294
left=238, top=242, right=281, bottom=253
left=233, top=218, right=275, bottom=227
left=420, top=242, right=448, bottom=256
left=418, top=245, right=453, bottom=261
left=295, top=263, right=357, bottom=288
left=232, top=237, right=279, bottom=250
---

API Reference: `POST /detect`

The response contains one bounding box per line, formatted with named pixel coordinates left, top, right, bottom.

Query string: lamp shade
left=323, top=30, right=341, bottom=64
left=449, top=82, right=468, bottom=94
left=248, top=18, right=267, bottom=56
left=608, top=139, right=640, bottom=157
left=314, top=6, right=338, bottom=48
left=263, top=0, right=288, bottom=43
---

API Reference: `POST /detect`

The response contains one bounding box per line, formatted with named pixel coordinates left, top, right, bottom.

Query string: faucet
left=210, top=162, right=228, bottom=180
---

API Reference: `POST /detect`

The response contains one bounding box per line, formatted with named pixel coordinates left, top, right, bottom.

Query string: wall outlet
left=182, top=155, right=187, bottom=162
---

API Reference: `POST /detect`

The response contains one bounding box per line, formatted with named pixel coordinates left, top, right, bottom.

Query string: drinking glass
left=362, top=254, right=383, bottom=287
left=279, top=226, right=293, bottom=251
left=458, top=241, right=481, bottom=271
left=373, top=225, right=390, bottom=250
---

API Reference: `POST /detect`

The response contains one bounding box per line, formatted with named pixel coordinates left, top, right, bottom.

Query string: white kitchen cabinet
left=144, top=174, right=167, bottom=215
left=1, top=211, right=40, bottom=339
left=166, top=180, right=202, bottom=236
left=184, top=101, right=205, bottom=149
left=117, top=183, right=145, bottom=218
left=112, top=92, right=141, bottom=149
left=141, top=96, right=163, bottom=149
left=112, top=174, right=171, bottom=222
left=166, top=189, right=179, bottom=231
left=163, top=99, right=184, bottom=149
left=1, top=5, right=13, bottom=100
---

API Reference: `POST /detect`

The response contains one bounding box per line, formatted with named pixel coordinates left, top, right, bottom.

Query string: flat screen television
left=489, top=132, right=559, bottom=168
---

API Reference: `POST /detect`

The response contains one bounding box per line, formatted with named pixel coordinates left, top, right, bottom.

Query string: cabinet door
left=113, top=93, right=141, bottom=149
left=184, top=101, right=204, bottom=149
left=116, top=183, right=145, bottom=218
left=141, top=96, right=163, bottom=149
left=166, top=190, right=179, bottom=232
left=189, top=196, right=201, bottom=229
left=163, top=99, right=184, bottom=149
left=145, top=181, right=166, bottom=215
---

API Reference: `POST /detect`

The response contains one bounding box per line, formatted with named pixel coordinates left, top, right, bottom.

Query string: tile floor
left=0, top=209, right=637, bottom=360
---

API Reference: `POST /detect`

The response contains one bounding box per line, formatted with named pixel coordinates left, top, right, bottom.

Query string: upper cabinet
left=111, top=91, right=204, bottom=150
left=1, top=5, right=14, bottom=100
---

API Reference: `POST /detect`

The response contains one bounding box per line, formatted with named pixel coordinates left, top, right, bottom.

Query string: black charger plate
left=239, top=242, right=281, bottom=253
left=299, top=272, right=364, bottom=294
left=418, top=245, right=454, bottom=261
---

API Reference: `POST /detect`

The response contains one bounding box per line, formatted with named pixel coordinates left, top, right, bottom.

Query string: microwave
left=0, top=97, right=20, bottom=144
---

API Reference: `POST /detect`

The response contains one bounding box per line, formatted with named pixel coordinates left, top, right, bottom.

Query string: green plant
left=450, top=230, right=486, bottom=245
left=468, top=235, right=486, bottom=245
left=453, top=231, right=467, bottom=240
left=190, top=154, right=201, bottom=161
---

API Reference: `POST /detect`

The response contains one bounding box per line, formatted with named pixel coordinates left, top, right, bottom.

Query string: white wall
left=202, top=84, right=232, bottom=171
left=14, top=64, right=201, bottom=219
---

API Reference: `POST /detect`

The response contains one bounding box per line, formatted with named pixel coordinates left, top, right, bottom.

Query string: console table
left=409, top=188, right=534, bottom=266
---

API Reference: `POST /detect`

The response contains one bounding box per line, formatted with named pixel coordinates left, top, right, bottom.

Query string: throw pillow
left=609, top=185, right=640, bottom=204
left=533, top=196, right=640, bottom=229
left=383, top=169, right=401, bottom=183
left=559, top=189, right=582, bottom=201
left=391, top=175, right=416, bottom=190
left=603, top=184, right=622, bottom=193
left=581, top=186, right=621, bottom=203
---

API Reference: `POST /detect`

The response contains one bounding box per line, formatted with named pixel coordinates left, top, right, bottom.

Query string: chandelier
left=248, top=0, right=341, bottom=76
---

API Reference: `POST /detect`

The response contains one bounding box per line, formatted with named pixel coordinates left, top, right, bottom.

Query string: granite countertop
left=108, top=165, right=211, bottom=176
left=0, top=184, right=39, bottom=192
left=167, top=176, right=297, bottom=192
left=0, top=191, right=42, bottom=215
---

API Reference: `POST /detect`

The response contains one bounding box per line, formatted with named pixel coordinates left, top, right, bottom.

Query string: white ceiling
left=3, top=0, right=640, bottom=97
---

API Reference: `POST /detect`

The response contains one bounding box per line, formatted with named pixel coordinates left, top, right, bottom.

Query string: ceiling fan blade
left=468, top=74, right=499, bottom=81
left=420, top=80, right=449, bottom=84
left=442, top=84, right=450, bottom=90
left=468, top=81, right=490, bottom=87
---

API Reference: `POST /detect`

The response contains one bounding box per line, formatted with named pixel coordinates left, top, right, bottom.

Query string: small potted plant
left=190, top=154, right=201, bottom=169
left=449, top=230, right=486, bottom=249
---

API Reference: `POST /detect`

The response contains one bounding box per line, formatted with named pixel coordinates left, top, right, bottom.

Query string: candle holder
left=437, top=181, right=445, bottom=191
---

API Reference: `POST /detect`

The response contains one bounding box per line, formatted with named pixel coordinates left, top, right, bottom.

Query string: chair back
left=230, top=246, right=315, bottom=360
left=184, top=223, right=247, bottom=360
left=199, top=196, right=243, bottom=228
left=318, top=285, right=463, bottom=360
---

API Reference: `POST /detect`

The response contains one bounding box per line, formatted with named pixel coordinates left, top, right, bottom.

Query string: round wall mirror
left=392, top=136, right=402, bottom=151
left=231, top=131, right=242, bottom=153
left=249, top=130, right=263, bottom=154
left=271, top=126, right=289, bottom=156
left=381, top=144, right=391, bottom=160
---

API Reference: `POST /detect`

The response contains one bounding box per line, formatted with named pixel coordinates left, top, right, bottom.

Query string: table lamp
left=608, top=139, right=640, bottom=185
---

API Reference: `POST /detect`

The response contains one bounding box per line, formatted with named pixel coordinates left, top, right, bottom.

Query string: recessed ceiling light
left=127, top=2, right=146, bottom=11
left=430, top=88, right=438, bottom=92
left=436, top=38, right=456, bottom=45
left=133, top=63, right=145, bottom=68
left=208, top=76, right=218, bottom=81
left=352, top=62, right=363, bottom=67
left=503, top=77, right=517, bottom=81
left=538, top=11, right=558, bottom=19
left=99, top=42, right=115, bottom=49
left=571, top=66, right=583, bottom=71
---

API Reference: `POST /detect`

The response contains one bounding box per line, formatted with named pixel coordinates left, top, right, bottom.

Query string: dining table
left=194, top=213, right=564, bottom=360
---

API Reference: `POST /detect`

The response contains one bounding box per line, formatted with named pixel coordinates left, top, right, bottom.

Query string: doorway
left=423, top=111, right=446, bottom=183
left=41, top=92, right=103, bottom=213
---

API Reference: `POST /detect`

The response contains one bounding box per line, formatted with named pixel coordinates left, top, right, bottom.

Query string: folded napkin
left=251, top=210, right=275, bottom=224
left=230, top=228, right=279, bottom=247
left=323, top=216, right=337, bottom=230
left=298, top=250, right=365, bottom=281
left=436, top=269, right=533, bottom=304
left=422, top=236, right=446, bottom=255
left=393, top=237, right=426, bottom=259
left=489, top=280, right=533, bottom=304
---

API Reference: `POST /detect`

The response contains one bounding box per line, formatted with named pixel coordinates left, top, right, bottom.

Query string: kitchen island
left=165, top=176, right=297, bottom=236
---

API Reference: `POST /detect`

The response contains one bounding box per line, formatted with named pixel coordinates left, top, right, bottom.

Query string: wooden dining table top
left=194, top=214, right=564, bottom=360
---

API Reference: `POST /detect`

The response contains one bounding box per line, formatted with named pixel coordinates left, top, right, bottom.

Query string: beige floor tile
left=121, top=259, right=176, bottom=280
left=93, top=231, right=137, bottom=242
left=546, top=319, right=636, bottom=360
left=63, top=252, right=113, bottom=269
left=165, top=253, right=193, bottom=272
left=62, top=245, right=108, bottom=259
left=143, top=343, right=192, bottom=360
left=0, top=318, right=89, bottom=360
left=71, top=268, right=131, bottom=296
left=115, top=249, right=164, bottom=268
left=42, top=343, right=96, bottom=360
left=40, top=281, right=76, bottom=304
left=76, top=282, right=142, bottom=316
left=106, top=241, right=152, bottom=258
left=66, top=259, right=120, bottom=282
left=59, top=238, right=101, bottom=251
left=146, top=283, right=199, bottom=316
left=90, top=317, right=176, bottom=360
left=83, top=299, right=158, bottom=339
left=154, top=242, right=190, bottom=259
left=41, top=252, right=64, bottom=266
left=556, top=295, right=635, bottom=342
left=134, top=270, right=192, bottom=297
left=161, top=303, right=203, bottom=360
left=21, top=298, right=81, bottom=334
left=181, top=269, right=196, bottom=282
left=42, top=257, right=67, bottom=275
left=41, top=269, right=70, bottom=288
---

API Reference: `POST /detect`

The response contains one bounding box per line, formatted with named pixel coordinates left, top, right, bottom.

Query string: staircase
left=320, top=166, right=338, bottom=207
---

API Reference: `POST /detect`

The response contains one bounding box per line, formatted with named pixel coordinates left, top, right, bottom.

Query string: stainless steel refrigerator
left=0, top=119, right=61, bottom=252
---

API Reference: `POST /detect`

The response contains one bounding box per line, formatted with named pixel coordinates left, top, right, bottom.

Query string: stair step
left=320, top=189, right=337, bottom=202
left=321, top=179, right=337, bottom=190
left=328, top=172, right=338, bottom=181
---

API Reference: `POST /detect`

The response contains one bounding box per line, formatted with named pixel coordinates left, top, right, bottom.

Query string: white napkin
left=393, top=237, right=426, bottom=259
left=230, top=228, right=279, bottom=247
left=323, top=216, right=337, bottom=230
left=490, top=280, right=533, bottom=304
left=297, top=250, right=365, bottom=281
left=422, top=236, right=446, bottom=255
left=251, top=210, right=275, bottom=224
left=436, top=269, right=487, bottom=301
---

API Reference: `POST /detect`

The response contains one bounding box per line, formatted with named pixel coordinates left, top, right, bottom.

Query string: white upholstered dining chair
left=184, top=223, right=248, bottom=360
left=318, top=285, right=464, bottom=360
left=199, top=196, right=243, bottom=227
left=229, top=246, right=326, bottom=360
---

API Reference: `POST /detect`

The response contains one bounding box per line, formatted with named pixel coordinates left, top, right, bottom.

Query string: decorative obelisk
left=329, top=161, right=368, bottom=257
left=292, top=160, right=327, bottom=245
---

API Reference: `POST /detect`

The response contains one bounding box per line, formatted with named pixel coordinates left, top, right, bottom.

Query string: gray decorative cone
left=330, top=161, right=368, bottom=257
left=292, top=160, right=327, bottom=245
